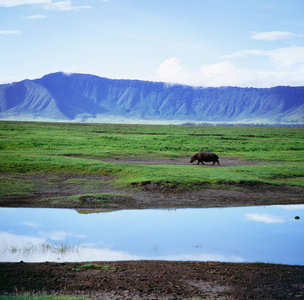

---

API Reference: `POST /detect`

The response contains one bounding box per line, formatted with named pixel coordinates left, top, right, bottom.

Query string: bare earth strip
left=96, top=156, right=259, bottom=166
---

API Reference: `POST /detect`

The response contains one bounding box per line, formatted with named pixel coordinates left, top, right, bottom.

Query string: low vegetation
left=0, top=121, right=303, bottom=204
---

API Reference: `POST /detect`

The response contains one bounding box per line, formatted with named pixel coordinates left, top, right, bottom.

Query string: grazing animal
left=190, top=152, right=220, bottom=165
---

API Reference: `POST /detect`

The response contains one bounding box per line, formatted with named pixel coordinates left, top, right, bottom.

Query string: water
left=0, top=205, right=303, bottom=265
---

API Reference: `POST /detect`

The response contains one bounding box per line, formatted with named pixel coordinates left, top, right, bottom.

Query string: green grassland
left=0, top=121, right=303, bottom=203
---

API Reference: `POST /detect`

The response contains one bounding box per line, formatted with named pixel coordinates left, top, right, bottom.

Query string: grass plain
left=0, top=121, right=303, bottom=201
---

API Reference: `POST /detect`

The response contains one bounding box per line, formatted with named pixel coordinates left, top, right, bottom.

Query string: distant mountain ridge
left=0, top=72, right=303, bottom=124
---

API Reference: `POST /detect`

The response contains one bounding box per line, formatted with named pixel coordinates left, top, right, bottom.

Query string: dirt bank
left=1, top=157, right=303, bottom=210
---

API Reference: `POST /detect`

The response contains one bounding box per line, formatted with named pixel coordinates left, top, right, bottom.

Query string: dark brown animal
left=190, top=152, right=220, bottom=165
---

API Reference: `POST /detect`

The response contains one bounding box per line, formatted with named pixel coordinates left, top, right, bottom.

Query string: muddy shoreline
left=1, top=261, right=304, bottom=299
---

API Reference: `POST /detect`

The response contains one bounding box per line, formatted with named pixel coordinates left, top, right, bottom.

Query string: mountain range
left=0, top=72, right=303, bottom=124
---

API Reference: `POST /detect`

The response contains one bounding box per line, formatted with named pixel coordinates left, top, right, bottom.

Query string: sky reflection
left=0, top=205, right=303, bottom=265
left=245, top=213, right=286, bottom=223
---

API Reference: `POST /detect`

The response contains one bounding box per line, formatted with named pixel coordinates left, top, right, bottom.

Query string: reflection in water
left=4, top=241, right=80, bottom=257
left=245, top=213, right=285, bottom=223
left=0, top=205, right=303, bottom=265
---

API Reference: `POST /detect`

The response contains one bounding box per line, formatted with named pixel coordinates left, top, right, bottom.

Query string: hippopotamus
left=190, top=152, right=220, bottom=165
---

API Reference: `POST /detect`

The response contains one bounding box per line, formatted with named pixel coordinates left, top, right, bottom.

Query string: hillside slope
left=0, top=72, right=303, bottom=124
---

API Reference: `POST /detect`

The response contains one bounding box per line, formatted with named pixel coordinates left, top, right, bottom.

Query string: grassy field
left=0, top=121, right=303, bottom=202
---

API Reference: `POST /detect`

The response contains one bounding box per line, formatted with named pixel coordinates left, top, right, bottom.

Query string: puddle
left=0, top=205, right=303, bottom=265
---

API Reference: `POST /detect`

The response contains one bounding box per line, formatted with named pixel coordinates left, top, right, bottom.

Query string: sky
left=1, top=0, right=304, bottom=87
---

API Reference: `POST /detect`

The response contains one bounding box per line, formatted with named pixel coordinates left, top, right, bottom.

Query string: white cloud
left=156, top=44, right=304, bottom=87
left=22, top=14, right=47, bottom=19
left=156, top=57, right=184, bottom=80
left=0, top=30, right=20, bottom=35
left=227, top=46, right=304, bottom=68
left=266, top=46, right=304, bottom=68
left=156, top=57, right=194, bottom=85
left=224, top=50, right=265, bottom=58
left=246, top=213, right=285, bottom=224
left=200, top=61, right=236, bottom=77
left=0, top=0, right=51, bottom=7
left=251, top=31, right=303, bottom=41
left=43, top=1, right=91, bottom=11
left=156, top=57, right=304, bottom=87
left=198, top=61, right=247, bottom=87
left=198, top=61, right=280, bottom=87
left=0, top=0, right=91, bottom=10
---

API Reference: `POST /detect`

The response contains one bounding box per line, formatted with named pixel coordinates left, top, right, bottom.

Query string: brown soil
left=1, top=261, right=304, bottom=299
left=1, top=157, right=304, bottom=299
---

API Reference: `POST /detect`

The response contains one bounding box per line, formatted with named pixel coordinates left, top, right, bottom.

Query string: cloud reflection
left=159, top=253, right=245, bottom=263
left=0, top=231, right=245, bottom=263
left=0, top=231, right=45, bottom=247
left=22, top=221, right=41, bottom=227
left=45, top=231, right=86, bottom=241
left=277, top=205, right=304, bottom=210
left=246, top=213, right=285, bottom=224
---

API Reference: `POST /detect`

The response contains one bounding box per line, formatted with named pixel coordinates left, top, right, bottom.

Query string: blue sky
left=1, top=0, right=304, bottom=87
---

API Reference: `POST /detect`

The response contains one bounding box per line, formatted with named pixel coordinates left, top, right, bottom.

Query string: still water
left=0, top=205, right=303, bottom=265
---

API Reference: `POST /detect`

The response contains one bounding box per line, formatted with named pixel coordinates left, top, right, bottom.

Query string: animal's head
left=189, top=156, right=196, bottom=163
